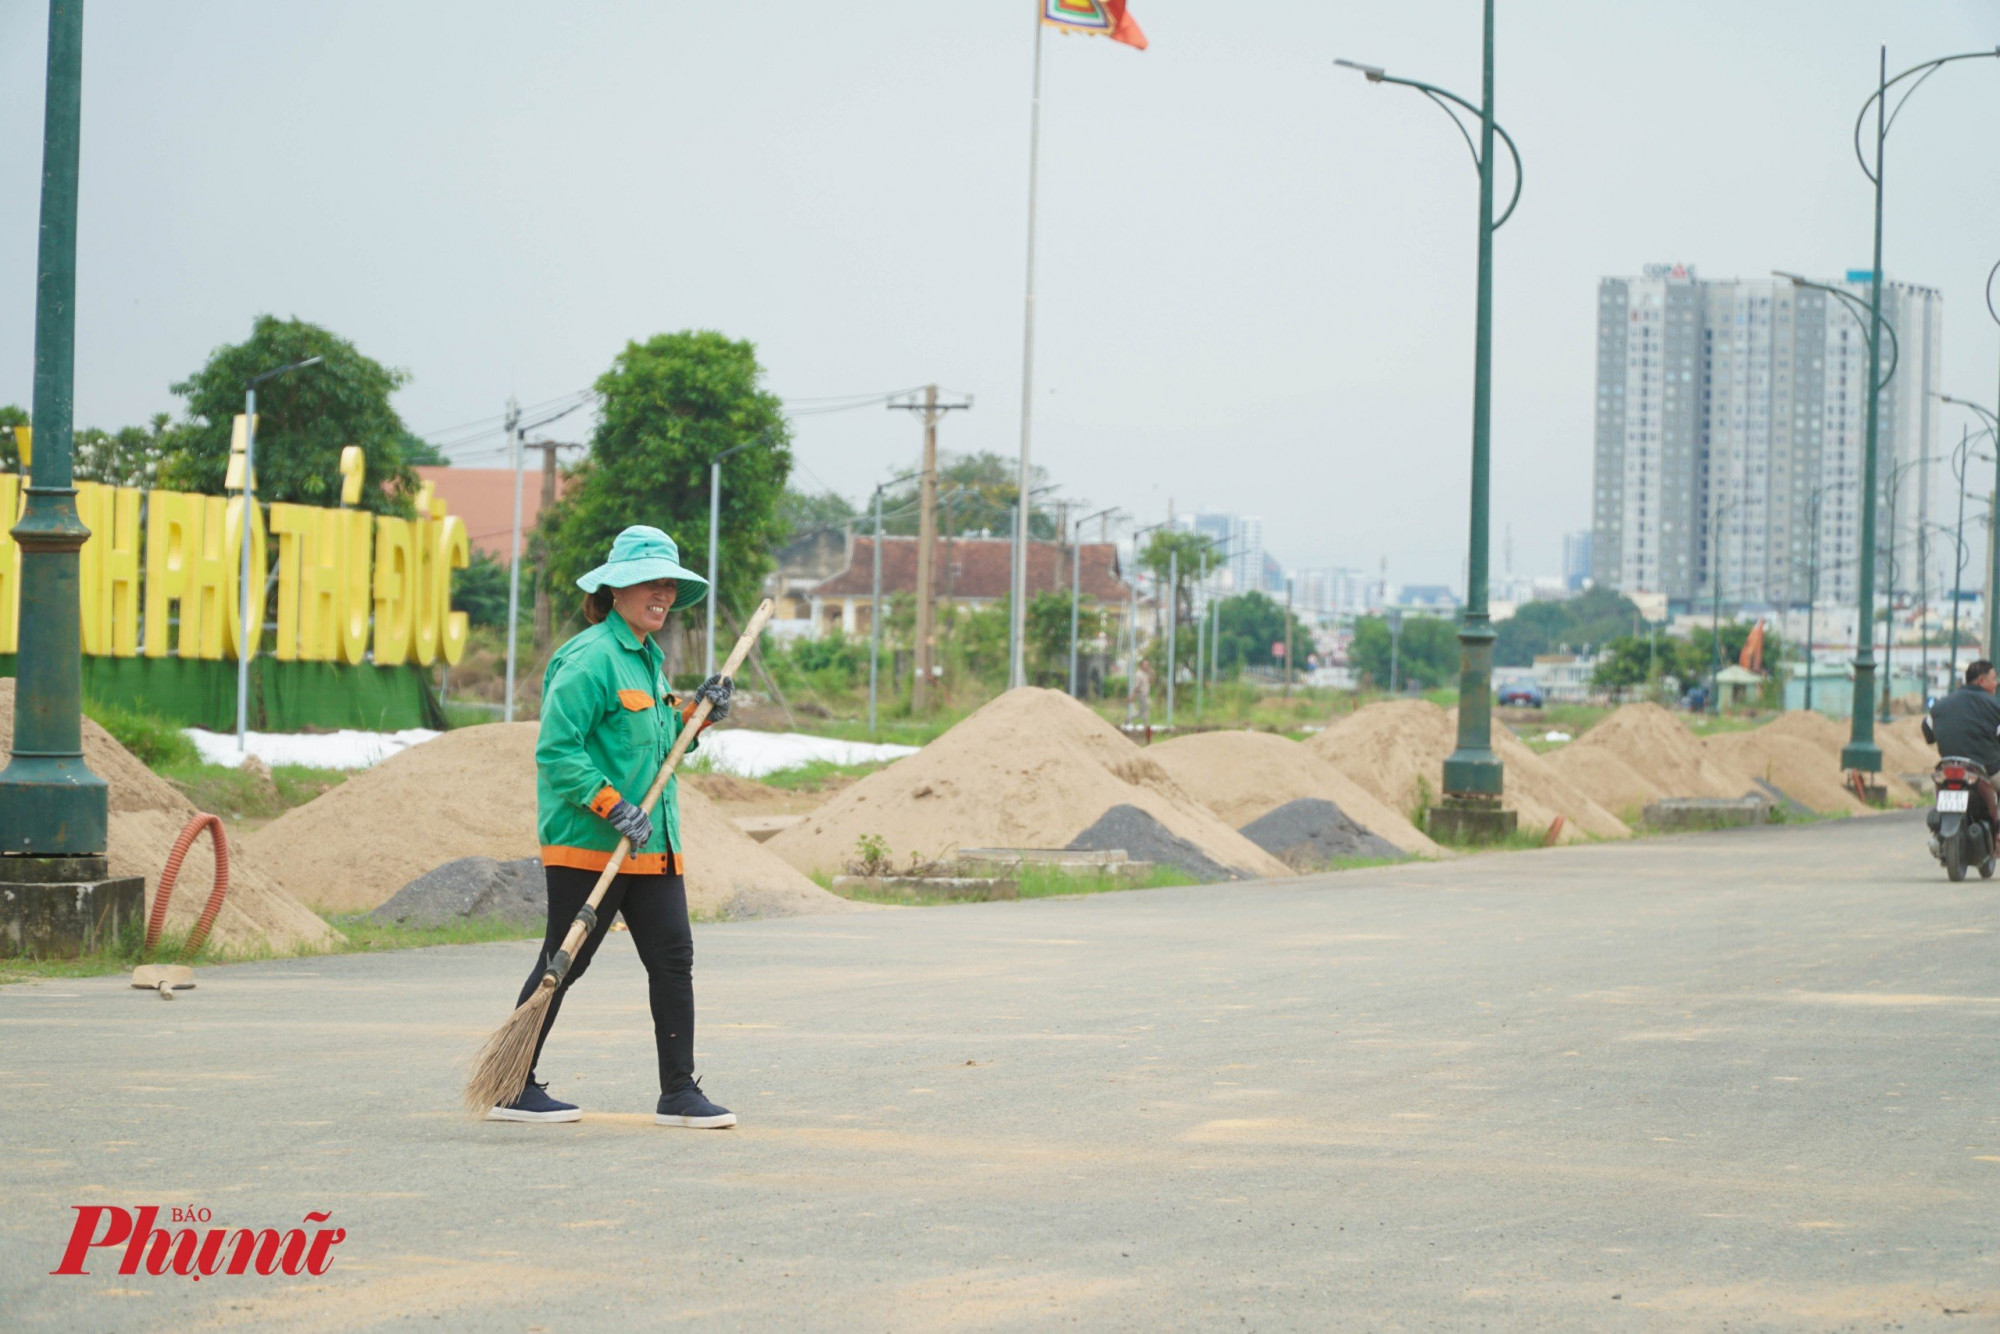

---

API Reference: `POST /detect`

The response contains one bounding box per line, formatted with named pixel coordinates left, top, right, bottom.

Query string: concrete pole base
left=0, top=855, right=146, bottom=959
left=1426, top=796, right=1518, bottom=846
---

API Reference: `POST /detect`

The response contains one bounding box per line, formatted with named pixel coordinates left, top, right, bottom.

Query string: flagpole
left=1011, top=4, right=1044, bottom=691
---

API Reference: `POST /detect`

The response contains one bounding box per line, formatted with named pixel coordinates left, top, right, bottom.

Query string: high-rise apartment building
left=1181, top=512, right=1267, bottom=595
left=1590, top=263, right=1942, bottom=610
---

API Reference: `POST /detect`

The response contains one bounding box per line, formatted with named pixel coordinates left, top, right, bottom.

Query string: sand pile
left=1742, top=711, right=1917, bottom=806
left=1699, top=728, right=1867, bottom=814
left=1545, top=702, right=1755, bottom=816
left=244, top=721, right=858, bottom=920
left=765, top=688, right=1291, bottom=879
left=1880, top=715, right=1938, bottom=777
left=0, top=681, right=335, bottom=956
left=1306, top=699, right=1629, bottom=842
left=1146, top=730, right=1438, bottom=856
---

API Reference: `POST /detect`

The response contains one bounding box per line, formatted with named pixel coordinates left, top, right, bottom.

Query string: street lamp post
left=1939, top=395, right=2000, bottom=653
left=865, top=472, right=917, bottom=734
left=237, top=354, right=324, bottom=751
left=1880, top=452, right=1944, bottom=721
left=0, top=2, right=160, bottom=957
left=1068, top=506, right=1117, bottom=697
left=0, top=0, right=105, bottom=864
left=1828, top=43, right=2000, bottom=773
left=1776, top=269, right=1900, bottom=753
left=1337, top=0, right=1524, bottom=843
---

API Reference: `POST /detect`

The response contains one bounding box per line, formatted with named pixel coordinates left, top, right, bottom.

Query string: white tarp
left=181, top=723, right=913, bottom=778
left=184, top=727, right=441, bottom=771
left=693, top=730, right=917, bottom=778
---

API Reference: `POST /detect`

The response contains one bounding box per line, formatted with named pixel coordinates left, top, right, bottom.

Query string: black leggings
left=516, top=865, right=695, bottom=1095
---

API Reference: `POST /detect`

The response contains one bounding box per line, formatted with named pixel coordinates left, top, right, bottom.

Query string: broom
left=463, top=597, right=777, bottom=1115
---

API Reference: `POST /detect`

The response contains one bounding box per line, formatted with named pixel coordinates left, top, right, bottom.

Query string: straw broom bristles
left=463, top=976, right=556, bottom=1115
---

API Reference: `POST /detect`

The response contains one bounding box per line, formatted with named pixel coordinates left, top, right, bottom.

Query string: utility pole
left=530, top=440, right=581, bottom=651
left=502, top=397, right=523, bottom=723
left=889, top=385, right=970, bottom=712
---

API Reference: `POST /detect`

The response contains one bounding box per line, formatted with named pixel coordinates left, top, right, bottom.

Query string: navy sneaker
left=655, top=1078, right=736, bottom=1129
left=487, top=1078, right=582, bottom=1123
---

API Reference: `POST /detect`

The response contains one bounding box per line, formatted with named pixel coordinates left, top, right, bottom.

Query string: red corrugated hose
left=144, top=813, right=229, bottom=958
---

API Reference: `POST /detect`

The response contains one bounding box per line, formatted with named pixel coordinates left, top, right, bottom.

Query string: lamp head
left=1333, top=58, right=1386, bottom=82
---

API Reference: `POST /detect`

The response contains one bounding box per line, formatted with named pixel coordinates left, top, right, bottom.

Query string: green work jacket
left=535, top=614, right=699, bottom=875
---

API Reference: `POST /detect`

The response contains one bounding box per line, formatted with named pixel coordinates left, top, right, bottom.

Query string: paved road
left=3, top=813, right=1997, bottom=1330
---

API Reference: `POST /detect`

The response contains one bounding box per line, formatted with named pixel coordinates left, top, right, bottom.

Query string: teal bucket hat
left=574, top=525, right=710, bottom=609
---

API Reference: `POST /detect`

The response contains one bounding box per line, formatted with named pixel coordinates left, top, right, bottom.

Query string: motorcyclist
left=1922, top=658, right=2000, bottom=829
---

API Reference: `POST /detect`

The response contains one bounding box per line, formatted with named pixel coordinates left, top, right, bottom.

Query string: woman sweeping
left=488, top=525, right=737, bottom=1129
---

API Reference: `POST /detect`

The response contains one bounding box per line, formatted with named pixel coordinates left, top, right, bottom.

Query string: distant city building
left=1179, top=511, right=1266, bottom=594
left=1563, top=530, right=1592, bottom=591
left=1261, top=550, right=1284, bottom=595
left=1292, top=566, right=1375, bottom=617
left=1398, top=584, right=1460, bottom=611
left=1590, top=263, right=1943, bottom=610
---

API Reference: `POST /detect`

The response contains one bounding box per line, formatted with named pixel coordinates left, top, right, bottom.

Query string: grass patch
left=83, top=696, right=199, bottom=769
left=811, top=861, right=1197, bottom=905
left=322, top=912, right=542, bottom=952
left=0, top=918, right=219, bottom=985
left=443, top=702, right=506, bottom=729
left=1, top=910, right=540, bottom=986
left=159, top=760, right=348, bottom=821
left=1314, top=855, right=1412, bottom=873
left=757, top=758, right=887, bottom=792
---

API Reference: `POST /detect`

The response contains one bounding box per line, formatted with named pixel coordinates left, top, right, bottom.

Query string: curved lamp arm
left=1854, top=49, right=2000, bottom=182
left=1335, top=62, right=1524, bottom=229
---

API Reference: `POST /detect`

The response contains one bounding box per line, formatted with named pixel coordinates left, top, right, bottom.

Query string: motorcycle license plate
left=1937, top=789, right=1971, bottom=813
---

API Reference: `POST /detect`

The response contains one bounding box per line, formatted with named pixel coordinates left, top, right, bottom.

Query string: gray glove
left=605, top=799, right=653, bottom=848
left=694, top=673, right=733, bottom=722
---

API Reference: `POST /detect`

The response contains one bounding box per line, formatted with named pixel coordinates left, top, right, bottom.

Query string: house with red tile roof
left=765, top=530, right=1133, bottom=645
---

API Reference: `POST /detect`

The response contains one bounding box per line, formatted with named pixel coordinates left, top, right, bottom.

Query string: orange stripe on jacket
left=587, top=786, right=623, bottom=818
left=541, top=845, right=684, bottom=876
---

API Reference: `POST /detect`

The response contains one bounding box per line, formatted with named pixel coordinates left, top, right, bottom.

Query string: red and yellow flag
left=1041, top=0, right=1147, bottom=50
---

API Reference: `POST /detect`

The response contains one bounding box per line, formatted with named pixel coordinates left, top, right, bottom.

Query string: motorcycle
left=1927, top=757, right=1996, bottom=882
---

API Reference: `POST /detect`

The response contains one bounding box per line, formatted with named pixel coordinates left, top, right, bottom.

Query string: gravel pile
left=1066, top=804, right=1235, bottom=883
left=1237, top=798, right=1407, bottom=871
left=368, top=857, right=545, bottom=929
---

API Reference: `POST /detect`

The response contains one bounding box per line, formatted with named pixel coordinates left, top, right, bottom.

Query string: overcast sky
left=3, top=1, right=1998, bottom=585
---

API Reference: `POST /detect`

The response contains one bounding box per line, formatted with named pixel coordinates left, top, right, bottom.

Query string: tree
left=5, top=404, right=169, bottom=489
left=1137, top=529, right=1218, bottom=673
left=1349, top=613, right=1459, bottom=690
left=156, top=315, right=418, bottom=515
left=1591, top=635, right=1655, bottom=697
left=776, top=485, right=857, bottom=541
left=74, top=414, right=168, bottom=489
left=537, top=331, right=792, bottom=627
left=1024, top=589, right=1104, bottom=688
left=876, top=450, right=1054, bottom=539
left=1494, top=585, right=1642, bottom=666
left=0, top=404, right=25, bottom=471
left=1213, top=591, right=1311, bottom=675
left=398, top=430, right=449, bottom=466
left=451, top=549, right=514, bottom=629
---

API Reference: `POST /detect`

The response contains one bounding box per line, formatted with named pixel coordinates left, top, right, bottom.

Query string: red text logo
left=50, top=1206, right=347, bottom=1280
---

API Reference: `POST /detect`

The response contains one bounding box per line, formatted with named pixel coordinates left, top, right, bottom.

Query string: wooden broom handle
left=554, top=598, right=777, bottom=954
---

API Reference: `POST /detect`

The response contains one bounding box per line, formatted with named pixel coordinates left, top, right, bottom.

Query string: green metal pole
left=1842, top=46, right=1887, bottom=774
left=0, top=0, right=105, bottom=857
left=1441, top=0, right=1502, bottom=799
left=1882, top=465, right=1897, bottom=724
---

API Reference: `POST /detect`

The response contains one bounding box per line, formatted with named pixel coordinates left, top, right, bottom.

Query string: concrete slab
left=3, top=812, right=1996, bottom=1329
